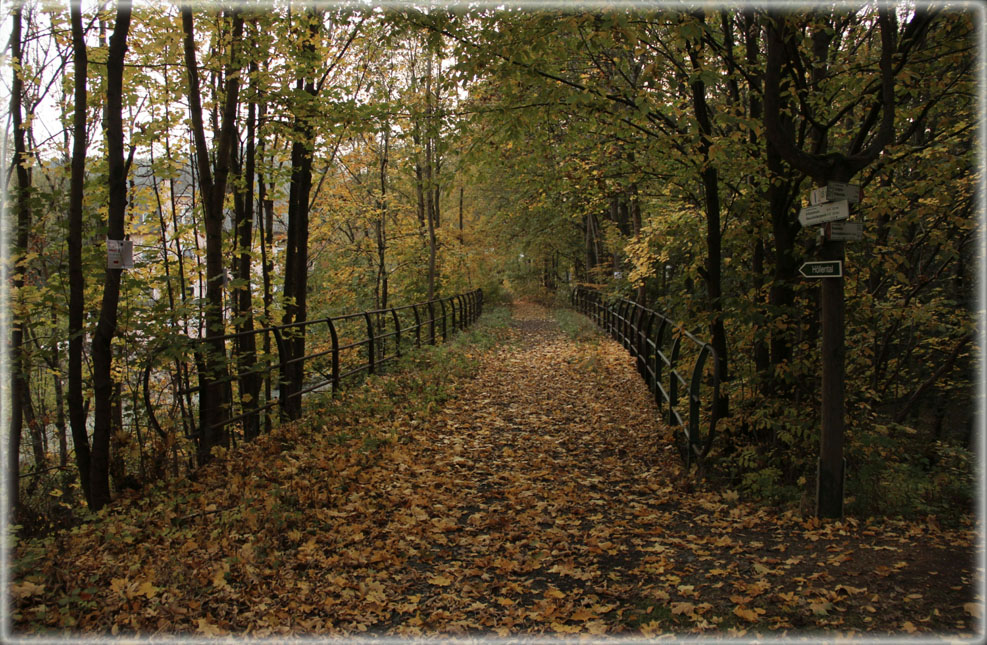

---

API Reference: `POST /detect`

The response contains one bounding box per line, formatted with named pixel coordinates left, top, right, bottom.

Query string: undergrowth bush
left=554, top=308, right=601, bottom=343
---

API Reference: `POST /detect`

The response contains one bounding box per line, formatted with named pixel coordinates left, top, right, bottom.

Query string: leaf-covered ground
left=9, top=303, right=983, bottom=639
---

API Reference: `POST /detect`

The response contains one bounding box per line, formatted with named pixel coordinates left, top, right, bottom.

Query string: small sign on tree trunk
left=106, top=239, right=133, bottom=269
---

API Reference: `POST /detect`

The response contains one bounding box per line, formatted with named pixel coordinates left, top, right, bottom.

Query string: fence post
left=391, top=308, right=401, bottom=357
left=327, top=317, right=340, bottom=393
left=428, top=300, right=436, bottom=345
left=634, top=304, right=645, bottom=361
left=641, top=310, right=656, bottom=385
left=272, top=326, right=287, bottom=419
left=618, top=300, right=627, bottom=347
left=439, top=298, right=448, bottom=340
left=363, top=311, right=375, bottom=374
left=412, top=304, right=422, bottom=347
left=688, top=345, right=712, bottom=463
left=654, top=318, right=668, bottom=410
left=669, top=333, right=682, bottom=429
left=620, top=298, right=631, bottom=350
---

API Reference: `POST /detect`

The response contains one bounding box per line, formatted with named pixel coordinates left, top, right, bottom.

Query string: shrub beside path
left=10, top=302, right=982, bottom=639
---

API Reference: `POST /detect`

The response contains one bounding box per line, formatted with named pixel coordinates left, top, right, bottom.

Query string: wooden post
left=817, top=236, right=846, bottom=518
left=814, top=173, right=853, bottom=519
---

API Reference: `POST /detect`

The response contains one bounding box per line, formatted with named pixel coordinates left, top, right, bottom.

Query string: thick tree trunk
left=7, top=5, right=30, bottom=520
left=280, top=10, right=319, bottom=419
left=68, top=0, right=93, bottom=507
left=90, top=1, right=132, bottom=510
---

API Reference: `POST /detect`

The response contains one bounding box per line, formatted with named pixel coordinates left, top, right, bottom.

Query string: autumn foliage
left=10, top=305, right=980, bottom=638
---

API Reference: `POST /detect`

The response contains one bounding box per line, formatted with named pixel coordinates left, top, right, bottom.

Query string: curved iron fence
left=144, top=289, right=483, bottom=458
left=570, top=286, right=720, bottom=467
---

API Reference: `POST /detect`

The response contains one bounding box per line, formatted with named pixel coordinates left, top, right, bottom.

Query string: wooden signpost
left=800, top=182, right=863, bottom=518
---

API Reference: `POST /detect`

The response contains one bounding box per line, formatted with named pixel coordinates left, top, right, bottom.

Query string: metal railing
left=144, top=289, right=483, bottom=455
left=571, top=286, right=720, bottom=467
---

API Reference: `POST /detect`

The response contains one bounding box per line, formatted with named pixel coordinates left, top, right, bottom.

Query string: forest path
left=11, top=303, right=980, bottom=638
left=299, top=301, right=979, bottom=637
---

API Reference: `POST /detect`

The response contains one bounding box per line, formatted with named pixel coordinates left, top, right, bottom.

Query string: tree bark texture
left=89, top=1, right=132, bottom=510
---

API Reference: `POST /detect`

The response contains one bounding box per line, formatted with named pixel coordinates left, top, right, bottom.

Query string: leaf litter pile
left=10, top=303, right=983, bottom=639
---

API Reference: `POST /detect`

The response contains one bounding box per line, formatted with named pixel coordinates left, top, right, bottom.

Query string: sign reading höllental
left=799, top=260, right=843, bottom=278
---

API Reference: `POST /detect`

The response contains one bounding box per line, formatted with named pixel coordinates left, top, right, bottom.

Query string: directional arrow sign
left=799, top=260, right=843, bottom=278
left=799, top=200, right=849, bottom=227
left=809, top=182, right=861, bottom=206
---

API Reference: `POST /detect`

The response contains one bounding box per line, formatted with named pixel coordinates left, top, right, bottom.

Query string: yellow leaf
left=211, top=565, right=229, bottom=591
left=495, top=596, right=515, bottom=607
left=427, top=574, right=453, bottom=587
left=964, top=602, right=982, bottom=619
left=570, top=608, right=596, bottom=621
left=902, top=621, right=918, bottom=633
left=137, top=581, right=160, bottom=598
left=550, top=622, right=580, bottom=634
left=11, top=581, right=45, bottom=598
left=197, top=617, right=224, bottom=636
left=733, top=605, right=760, bottom=622
left=544, top=588, right=565, bottom=599
left=809, top=600, right=832, bottom=616
left=671, top=601, right=695, bottom=616
left=110, top=578, right=128, bottom=595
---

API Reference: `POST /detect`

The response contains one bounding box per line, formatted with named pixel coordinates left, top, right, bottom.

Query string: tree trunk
left=68, top=0, right=93, bottom=507
left=256, top=98, right=274, bottom=434
left=7, top=5, right=30, bottom=520
left=280, top=9, right=319, bottom=420
left=377, top=123, right=390, bottom=311
left=686, top=16, right=730, bottom=413
left=89, top=1, right=132, bottom=510
left=182, top=7, right=243, bottom=461
left=232, top=54, right=259, bottom=440
left=424, top=49, right=438, bottom=300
